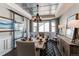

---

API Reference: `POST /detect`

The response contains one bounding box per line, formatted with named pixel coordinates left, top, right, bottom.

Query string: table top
left=16, top=37, right=46, bottom=49
left=27, top=38, right=46, bottom=49
left=35, top=41, right=45, bottom=49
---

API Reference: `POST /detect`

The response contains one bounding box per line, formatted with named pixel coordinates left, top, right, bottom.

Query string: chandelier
left=32, top=4, right=42, bottom=22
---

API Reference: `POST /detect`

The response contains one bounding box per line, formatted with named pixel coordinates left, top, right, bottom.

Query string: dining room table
left=16, top=37, right=46, bottom=49
left=26, top=37, right=46, bottom=49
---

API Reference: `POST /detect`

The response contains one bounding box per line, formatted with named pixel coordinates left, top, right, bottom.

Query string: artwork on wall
left=0, top=17, right=13, bottom=32
left=66, top=14, right=76, bottom=39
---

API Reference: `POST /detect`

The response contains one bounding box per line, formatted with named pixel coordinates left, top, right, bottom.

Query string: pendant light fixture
left=32, top=4, right=42, bottom=22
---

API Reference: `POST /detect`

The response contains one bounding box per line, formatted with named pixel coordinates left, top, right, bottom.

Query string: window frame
left=51, top=20, right=56, bottom=32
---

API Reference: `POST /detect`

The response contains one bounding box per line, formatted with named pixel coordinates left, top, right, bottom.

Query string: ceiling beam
left=21, top=4, right=58, bottom=9
left=32, top=14, right=55, bottom=18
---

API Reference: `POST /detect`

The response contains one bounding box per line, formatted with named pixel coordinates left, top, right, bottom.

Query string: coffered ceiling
left=16, top=3, right=59, bottom=19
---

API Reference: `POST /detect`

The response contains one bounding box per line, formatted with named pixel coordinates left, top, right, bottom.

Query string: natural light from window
left=33, top=20, right=56, bottom=32
left=33, top=22, right=37, bottom=32
left=51, top=21, right=55, bottom=32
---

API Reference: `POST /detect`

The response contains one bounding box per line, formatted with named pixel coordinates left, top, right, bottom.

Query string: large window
left=32, top=20, right=56, bottom=32
left=45, top=22, right=49, bottom=32
left=23, top=18, right=27, bottom=37
left=51, top=21, right=56, bottom=32
left=14, top=14, right=24, bottom=39
left=39, top=21, right=49, bottom=32
left=14, top=23, right=24, bottom=39
left=33, top=22, right=37, bottom=32
left=39, top=22, right=44, bottom=32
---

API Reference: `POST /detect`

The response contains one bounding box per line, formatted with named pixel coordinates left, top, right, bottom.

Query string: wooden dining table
left=26, top=38, right=46, bottom=49
left=16, top=37, right=46, bottom=49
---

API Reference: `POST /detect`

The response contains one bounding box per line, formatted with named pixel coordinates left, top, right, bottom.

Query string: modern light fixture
left=32, top=4, right=42, bottom=22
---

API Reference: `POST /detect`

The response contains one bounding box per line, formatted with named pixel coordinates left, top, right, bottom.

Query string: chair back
left=16, top=41, right=35, bottom=56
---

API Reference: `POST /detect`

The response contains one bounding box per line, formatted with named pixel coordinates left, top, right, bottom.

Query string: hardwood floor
left=4, top=40, right=61, bottom=56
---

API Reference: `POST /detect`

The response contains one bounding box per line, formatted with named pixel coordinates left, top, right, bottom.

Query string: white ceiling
left=32, top=3, right=58, bottom=16
left=55, top=3, right=75, bottom=17
left=0, top=3, right=75, bottom=20
left=16, top=3, right=76, bottom=20
left=17, top=3, right=59, bottom=16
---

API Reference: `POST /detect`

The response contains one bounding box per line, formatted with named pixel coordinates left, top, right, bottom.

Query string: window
left=14, top=14, right=24, bottom=39
left=51, top=21, right=56, bottom=32
left=45, top=22, right=49, bottom=32
left=15, top=14, right=23, bottom=22
left=23, top=18, right=27, bottom=37
left=39, top=21, right=49, bottom=32
left=33, top=22, right=37, bottom=32
left=32, top=20, right=56, bottom=32
left=39, top=22, right=44, bottom=32
left=14, top=23, right=24, bottom=39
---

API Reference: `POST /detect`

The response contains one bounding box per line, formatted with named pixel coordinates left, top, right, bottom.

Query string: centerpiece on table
left=29, top=36, right=32, bottom=41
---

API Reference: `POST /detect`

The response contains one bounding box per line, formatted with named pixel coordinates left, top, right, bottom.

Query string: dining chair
left=44, top=35, right=49, bottom=48
left=16, top=41, right=40, bottom=56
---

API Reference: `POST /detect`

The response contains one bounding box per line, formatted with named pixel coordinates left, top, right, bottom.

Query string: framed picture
left=66, top=14, right=76, bottom=39
left=0, top=17, right=13, bottom=32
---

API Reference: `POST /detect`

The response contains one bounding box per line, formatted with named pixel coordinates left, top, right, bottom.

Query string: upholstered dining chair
left=16, top=41, right=40, bottom=56
left=44, top=35, right=49, bottom=48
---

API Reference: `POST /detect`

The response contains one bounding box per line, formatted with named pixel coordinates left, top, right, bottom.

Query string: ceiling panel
left=32, top=8, right=37, bottom=12
left=32, top=3, right=59, bottom=16
left=39, top=10, right=49, bottom=15
left=51, top=5, right=57, bottom=10
left=17, top=3, right=59, bottom=19
left=51, top=10, right=56, bottom=14
left=39, top=6, right=50, bottom=11
left=38, top=3, right=53, bottom=6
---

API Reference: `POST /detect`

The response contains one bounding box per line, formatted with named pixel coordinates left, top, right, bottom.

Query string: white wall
left=0, top=5, right=11, bottom=18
